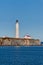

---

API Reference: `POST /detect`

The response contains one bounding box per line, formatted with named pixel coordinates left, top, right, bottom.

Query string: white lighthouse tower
left=16, top=20, right=19, bottom=38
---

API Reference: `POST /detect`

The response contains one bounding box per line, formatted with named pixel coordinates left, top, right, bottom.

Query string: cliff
left=0, top=37, right=40, bottom=46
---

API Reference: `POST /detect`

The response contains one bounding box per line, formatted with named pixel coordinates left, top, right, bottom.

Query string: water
left=0, top=46, right=43, bottom=65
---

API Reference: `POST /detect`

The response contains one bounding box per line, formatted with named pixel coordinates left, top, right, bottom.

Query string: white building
left=24, top=34, right=32, bottom=39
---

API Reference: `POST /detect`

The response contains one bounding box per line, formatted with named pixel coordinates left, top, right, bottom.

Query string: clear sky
left=0, top=0, right=43, bottom=41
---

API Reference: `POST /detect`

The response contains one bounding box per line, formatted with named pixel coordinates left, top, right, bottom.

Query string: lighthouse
left=16, top=20, right=19, bottom=38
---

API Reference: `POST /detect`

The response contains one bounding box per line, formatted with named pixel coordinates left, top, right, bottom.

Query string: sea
left=0, top=46, right=43, bottom=65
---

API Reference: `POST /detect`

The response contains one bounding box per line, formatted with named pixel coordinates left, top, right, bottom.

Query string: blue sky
left=0, top=0, right=43, bottom=41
